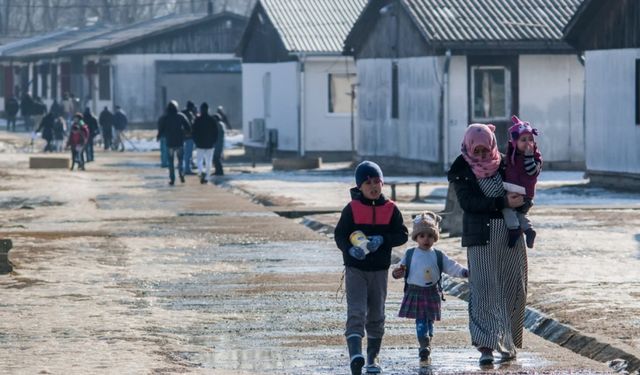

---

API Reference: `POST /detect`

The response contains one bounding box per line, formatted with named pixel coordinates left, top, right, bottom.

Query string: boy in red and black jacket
left=334, top=161, right=408, bottom=375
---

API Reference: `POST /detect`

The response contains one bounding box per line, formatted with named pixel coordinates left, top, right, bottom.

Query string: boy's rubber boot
left=347, top=335, right=365, bottom=375
left=365, top=338, right=383, bottom=373
left=418, top=336, right=431, bottom=366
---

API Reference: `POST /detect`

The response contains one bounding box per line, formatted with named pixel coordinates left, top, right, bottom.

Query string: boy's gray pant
left=344, top=267, right=388, bottom=339
left=502, top=207, right=532, bottom=231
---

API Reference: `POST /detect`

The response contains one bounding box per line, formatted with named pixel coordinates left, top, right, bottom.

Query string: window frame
left=327, top=72, right=355, bottom=115
left=470, top=65, right=512, bottom=122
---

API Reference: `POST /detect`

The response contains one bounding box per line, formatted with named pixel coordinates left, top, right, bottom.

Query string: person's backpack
left=403, top=247, right=446, bottom=301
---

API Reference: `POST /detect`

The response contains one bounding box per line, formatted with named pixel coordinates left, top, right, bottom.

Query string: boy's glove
left=366, top=235, right=384, bottom=252
left=462, top=269, right=469, bottom=278
left=392, top=265, right=406, bottom=279
left=348, top=246, right=366, bottom=260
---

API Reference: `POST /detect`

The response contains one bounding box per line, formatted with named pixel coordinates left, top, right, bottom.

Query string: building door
left=156, top=60, right=242, bottom=129
left=468, top=56, right=519, bottom=152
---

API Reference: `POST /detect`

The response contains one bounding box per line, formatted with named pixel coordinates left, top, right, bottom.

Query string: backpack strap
left=403, top=248, right=414, bottom=294
left=434, top=249, right=446, bottom=301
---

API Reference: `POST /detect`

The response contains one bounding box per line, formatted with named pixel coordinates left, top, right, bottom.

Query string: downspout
left=441, top=49, right=452, bottom=171
left=577, top=52, right=586, bottom=172
left=298, top=53, right=306, bottom=157
left=111, top=59, right=117, bottom=110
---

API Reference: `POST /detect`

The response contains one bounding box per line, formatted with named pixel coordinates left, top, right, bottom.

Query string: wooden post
left=411, top=182, right=422, bottom=202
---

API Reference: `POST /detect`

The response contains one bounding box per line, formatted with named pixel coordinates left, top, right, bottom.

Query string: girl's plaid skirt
left=398, top=284, right=441, bottom=321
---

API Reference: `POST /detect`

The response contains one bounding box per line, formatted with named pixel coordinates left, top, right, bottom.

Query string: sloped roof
left=403, top=0, right=583, bottom=43
left=0, top=26, right=112, bottom=58
left=260, top=0, right=367, bottom=53
left=61, top=13, right=207, bottom=54
left=0, top=11, right=246, bottom=60
left=345, top=0, right=583, bottom=54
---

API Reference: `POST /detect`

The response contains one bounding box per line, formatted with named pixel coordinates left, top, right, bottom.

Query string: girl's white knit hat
left=411, top=211, right=442, bottom=241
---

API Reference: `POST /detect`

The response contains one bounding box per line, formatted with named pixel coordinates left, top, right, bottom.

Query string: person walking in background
left=192, top=102, right=217, bottom=184
left=52, top=115, right=67, bottom=152
left=32, top=97, right=47, bottom=132
left=212, top=113, right=226, bottom=176
left=83, top=107, right=99, bottom=162
left=36, top=111, right=56, bottom=152
left=99, top=106, right=114, bottom=151
left=182, top=101, right=197, bottom=175
left=157, top=100, right=191, bottom=186
left=66, top=113, right=88, bottom=171
left=503, top=115, right=543, bottom=248
left=61, top=92, right=74, bottom=123
left=20, top=92, right=34, bottom=132
left=391, top=211, right=468, bottom=368
left=216, top=105, right=229, bottom=129
left=113, top=105, right=128, bottom=152
left=334, top=161, right=408, bottom=375
left=5, top=95, right=19, bottom=132
left=447, top=123, right=527, bottom=366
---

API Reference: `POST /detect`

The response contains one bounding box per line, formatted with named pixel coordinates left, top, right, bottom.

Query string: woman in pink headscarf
left=446, top=123, right=527, bottom=366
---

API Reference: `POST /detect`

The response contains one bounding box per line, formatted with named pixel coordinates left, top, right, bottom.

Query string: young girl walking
left=392, top=211, right=468, bottom=367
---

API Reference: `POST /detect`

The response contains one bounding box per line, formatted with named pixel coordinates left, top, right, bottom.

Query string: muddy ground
left=0, top=132, right=627, bottom=374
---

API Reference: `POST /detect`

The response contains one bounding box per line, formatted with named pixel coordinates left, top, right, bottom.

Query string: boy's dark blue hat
left=355, top=161, right=383, bottom=187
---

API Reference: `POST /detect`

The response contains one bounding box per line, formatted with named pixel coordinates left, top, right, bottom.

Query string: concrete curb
left=299, top=217, right=640, bottom=374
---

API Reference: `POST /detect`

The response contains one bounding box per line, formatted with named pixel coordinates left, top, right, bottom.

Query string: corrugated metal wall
left=585, top=49, right=640, bottom=175
left=357, top=57, right=440, bottom=162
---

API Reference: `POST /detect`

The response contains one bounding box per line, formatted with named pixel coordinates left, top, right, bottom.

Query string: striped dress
left=468, top=173, right=527, bottom=356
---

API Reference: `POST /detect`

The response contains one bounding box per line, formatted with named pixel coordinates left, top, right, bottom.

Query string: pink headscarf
left=461, top=123, right=501, bottom=179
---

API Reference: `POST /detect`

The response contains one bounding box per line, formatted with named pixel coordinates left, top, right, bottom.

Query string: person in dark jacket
left=192, top=102, right=217, bottom=184
left=446, top=123, right=527, bottom=366
left=113, top=105, right=128, bottom=152
left=334, top=161, right=408, bottom=375
left=83, top=107, right=99, bottom=162
left=20, top=92, right=35, bottom=132
left=99, top=107, right=114, bottom=151
left=36, top=111, right=56, bottom=152
left=5, top=95, right=19, bottom=132
left=157, top=100, right=191, bottom=185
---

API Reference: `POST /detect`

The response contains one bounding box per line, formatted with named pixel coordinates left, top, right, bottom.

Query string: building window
left=471, top=66, right=511, bottom=121
left=263, top=72, right=271, bottom=118
left=391, top=62, right=399, bottom=119
left=328, top=73, right=355, bottom=114
left=636, top=60, right=640, bottom=125
left=99, top=63, right=111, bottom=100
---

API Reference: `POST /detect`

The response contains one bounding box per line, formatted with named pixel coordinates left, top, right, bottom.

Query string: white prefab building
left=344, top=0, right=586, bottom=174
left=564, top=0, right=640, bottom=189
left=237, top=0, right=366, bottom=162
left=0, top=11, right=247, bottom=129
